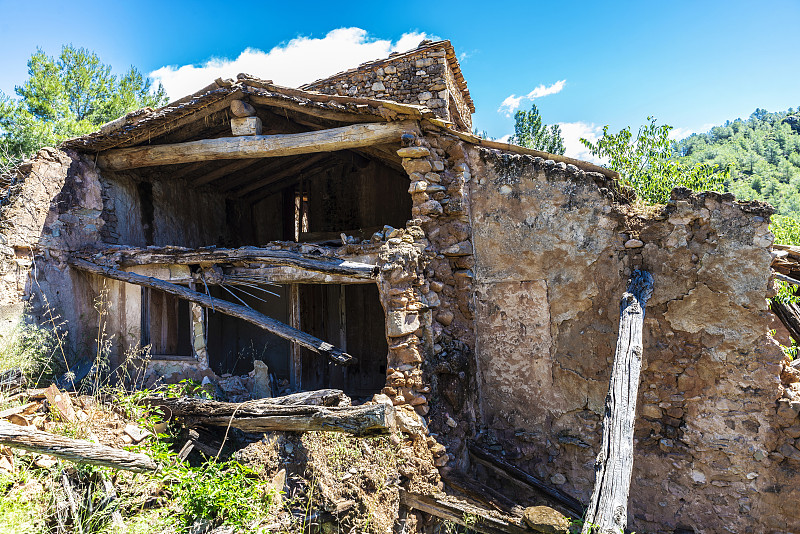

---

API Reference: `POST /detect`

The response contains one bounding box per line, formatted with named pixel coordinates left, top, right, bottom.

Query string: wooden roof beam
left=96, top=120, right=418, bottom=171
left=233, top=153, right=331, bottom=198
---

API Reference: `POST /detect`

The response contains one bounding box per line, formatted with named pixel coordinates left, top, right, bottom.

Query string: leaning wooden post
left=582, top=269, right=653, bottom=534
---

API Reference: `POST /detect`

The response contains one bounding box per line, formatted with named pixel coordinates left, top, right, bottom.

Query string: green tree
left=510, top=104, right=566, bottom=155
left=580, top=116, right=727, bottom=204
left=0, top=45, right=167, bottom=163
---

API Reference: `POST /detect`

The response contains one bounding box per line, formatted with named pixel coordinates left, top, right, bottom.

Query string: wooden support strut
left=68, top=257, right=355, bottom=365
left=96, top=120, right=418, bottom=170
left=582, top=270, right=654, bottom=534
left=0, top=421, right=157, bottom=472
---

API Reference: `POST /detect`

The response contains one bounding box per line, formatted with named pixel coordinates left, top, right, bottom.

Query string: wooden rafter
left=233, top=153, right=332, bottom=197
left=217, top=155, right=312, bottom=193
left=115, top=91, right=243, bottom=149
left=191, top=158, right=262, bottom=186
left=247, top=159, right=342, bottom=204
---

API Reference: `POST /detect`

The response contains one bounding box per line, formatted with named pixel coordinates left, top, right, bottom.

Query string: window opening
left=141, top=287, right=193, bottom=357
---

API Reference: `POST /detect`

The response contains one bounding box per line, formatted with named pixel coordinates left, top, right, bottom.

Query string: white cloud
left=668, top=127, right=695, bottom=141
left=668, top=123, right=715, bottom=141
left=150, top=28, right=432, bottom=100
left=498, top=79, right=566, bottom=116
left=557, top=121, right=607, bottom=165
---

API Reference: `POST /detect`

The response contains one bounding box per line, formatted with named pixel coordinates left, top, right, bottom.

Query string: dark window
left=141, top=288, right=193, bottom=357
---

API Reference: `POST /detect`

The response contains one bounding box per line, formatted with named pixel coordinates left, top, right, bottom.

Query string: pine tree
left=510, top=104, right=566, bottom=155
left=0, top=45, right=168, bottom=164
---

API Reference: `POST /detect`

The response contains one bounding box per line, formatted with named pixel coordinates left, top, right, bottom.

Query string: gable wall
left=303, top=46, right=473, bottom=130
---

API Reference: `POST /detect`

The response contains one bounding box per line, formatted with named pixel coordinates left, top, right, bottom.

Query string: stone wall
left=466, top=148, right=795, bottom=533
left=0, top=148, right=106, bottom=353
left=302, top=42, right=474, bottom=131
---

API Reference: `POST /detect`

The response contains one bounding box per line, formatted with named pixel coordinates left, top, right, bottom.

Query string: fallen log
left=141, top=389, right=349, bottom=417
left=96, top=120, right=417, bottom=170
left=181, top=403, right=393, bottom=437
left=467, top=442, right=584, bottom=519
left=399, top=490, right=528, bottom=534
left=0, top=421, right=157, bottom=472
left=68, top=257, right=354, bottom=365
left=582, top=270, right=654, bottom=534
left=84, top=245, right=379, bottom=280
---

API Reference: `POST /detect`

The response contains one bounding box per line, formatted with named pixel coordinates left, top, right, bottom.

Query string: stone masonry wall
left=0, top=148, right=106, bottom=354
left=302, top=43, right=473, bottom=130
left=466, top=148, right=795, bottom=533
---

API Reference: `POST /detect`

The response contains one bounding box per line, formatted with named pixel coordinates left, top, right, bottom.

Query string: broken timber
left=96, top=120, right=418, bottom=170
left=145, top=397, right=393, bottom=437
left=399, top=490, right=528, bottom=534
left=84, top=245, right=379, bottom=280
left=139, top=388, right=350, bottom=417
left=68, top=257, right=355, bottom=365
left=0, top=421, right=157, bottom=472
left=582, top=269, right=654, bottom=534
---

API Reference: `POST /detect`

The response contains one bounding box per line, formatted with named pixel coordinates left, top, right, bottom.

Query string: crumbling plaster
left=466, top=148, right=791, bottom=534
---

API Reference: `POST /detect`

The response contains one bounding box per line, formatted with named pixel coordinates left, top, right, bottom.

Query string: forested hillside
left=674, top=108, right=800, bottom=218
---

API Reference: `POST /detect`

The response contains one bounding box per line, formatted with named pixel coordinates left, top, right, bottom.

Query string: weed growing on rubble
left=171, top=459, right=278, bottom=529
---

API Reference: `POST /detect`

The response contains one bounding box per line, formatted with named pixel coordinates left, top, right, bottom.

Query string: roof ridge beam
left=96, top=120, right=418, bottom=171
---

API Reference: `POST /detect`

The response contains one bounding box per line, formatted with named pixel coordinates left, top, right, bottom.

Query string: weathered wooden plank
left=96, top=120, right=418, bottom=170
left=68, top=257, right=355, bottom=366
left=0, top=421, right=157, bottom=472
left=582, top=270, right=654, bottom=534
left=183, top=403, right=393, bottom=437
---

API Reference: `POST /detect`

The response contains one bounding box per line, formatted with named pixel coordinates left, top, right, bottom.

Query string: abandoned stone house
left=1, top=38, right=799, bottom=533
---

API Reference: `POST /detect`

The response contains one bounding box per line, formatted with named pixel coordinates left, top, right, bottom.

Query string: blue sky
left=1, top=0, right=798, bottom=160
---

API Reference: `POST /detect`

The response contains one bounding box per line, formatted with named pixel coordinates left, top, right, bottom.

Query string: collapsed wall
left=466, top=148, right=793, bottom=533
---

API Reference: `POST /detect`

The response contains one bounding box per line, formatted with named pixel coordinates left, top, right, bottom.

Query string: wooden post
left=582, top=269, right=653, bottom=534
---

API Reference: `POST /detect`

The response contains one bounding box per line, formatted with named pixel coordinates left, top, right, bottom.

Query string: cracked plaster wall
left=467, top=148, right=793, bottom=534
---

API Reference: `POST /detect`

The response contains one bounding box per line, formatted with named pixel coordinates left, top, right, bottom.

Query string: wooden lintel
left=68, top=257, right=356, bottom=366
left=82, top=245, right=378, bottom=280
left=97, top=120, right=419, bottom=170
